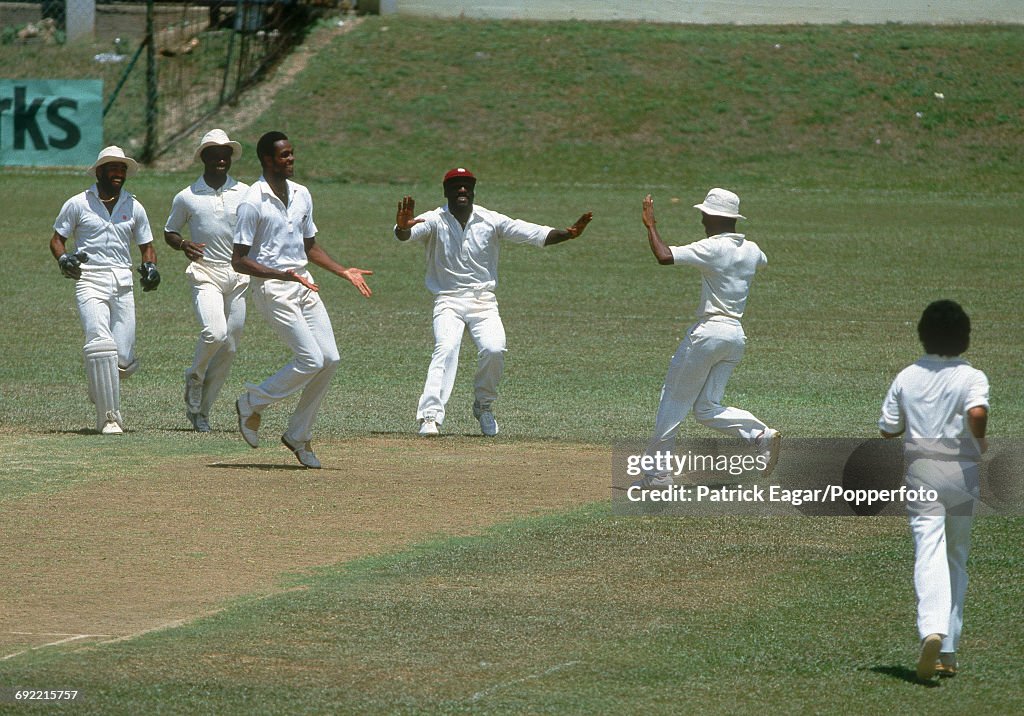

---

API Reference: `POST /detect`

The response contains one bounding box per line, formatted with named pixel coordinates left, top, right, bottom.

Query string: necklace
left=99, top=195, right=117, bottom=203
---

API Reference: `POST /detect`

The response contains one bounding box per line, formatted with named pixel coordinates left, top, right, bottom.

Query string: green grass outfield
left=2, top=17, right=1023, bottom=713
left=2, top=509, right=1023, bottom=714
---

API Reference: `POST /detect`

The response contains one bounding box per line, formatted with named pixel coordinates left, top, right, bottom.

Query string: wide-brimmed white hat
left=194, top=128, right=242, bottom=163
left=694, top=188, right=745, bottom=220
left=89, top=145, right=139, bottom=177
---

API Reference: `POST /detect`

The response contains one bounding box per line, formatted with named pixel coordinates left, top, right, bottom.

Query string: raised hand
left=642, top=195, right=656, bottom=229
left=396, top=196, right=425, bottom=231
left=566, top=212, right=594, bottom=239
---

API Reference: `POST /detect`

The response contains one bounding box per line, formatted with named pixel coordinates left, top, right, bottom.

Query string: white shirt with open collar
left=397, top=204, right=552, bottom=296
left=234, top=176, right=317, bottom=272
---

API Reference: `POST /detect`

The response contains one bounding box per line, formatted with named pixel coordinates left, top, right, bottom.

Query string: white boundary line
left=1, top=585, right=311, bottom=662
left=2, top=633, right=111, bottom=662
left=469, top=660, right=582, bottom=703
left=9, top=632, right=113, bottom=637
left=92, top=612, right=222, bottom=647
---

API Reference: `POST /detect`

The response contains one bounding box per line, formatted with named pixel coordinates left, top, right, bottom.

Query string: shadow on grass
left=368, top=430, right=497, bottom=440
left=870, top=665, right=942, bottom=687
left=206, top=462, right=316, bottom=471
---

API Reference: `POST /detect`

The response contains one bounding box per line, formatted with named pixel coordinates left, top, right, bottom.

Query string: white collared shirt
left=396, top=204, right=552, bottom=295
left=879, top=355, right=989, bottom=461
left=164, top=175, right=249, bottom=263
left=670, top=232, right=766, bottom=320
left=53, top=184, right=154, bottom=269
left=234, top=176, right=317, bottom=271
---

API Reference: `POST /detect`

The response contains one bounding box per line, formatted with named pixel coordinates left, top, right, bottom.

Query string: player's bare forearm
left=306, top=239, right=373, bottom=297
left=231, top=243, right=307, bottom=284
left=642, top=195, right=674, bottom=265
left=305, top=239, right=348, bottom=276
left=139, top=242, right=157, bottom=265
left=49, top=232, right=68, bottom=260
left=544, top=212, right=593, bottom=246
left=967, top=406, right=987, bottom=439
left=164, top=230, right=205, bottom=261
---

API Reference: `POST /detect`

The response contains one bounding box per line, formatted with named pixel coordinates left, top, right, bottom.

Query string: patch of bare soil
left=0, top=436, right=609, bottom=659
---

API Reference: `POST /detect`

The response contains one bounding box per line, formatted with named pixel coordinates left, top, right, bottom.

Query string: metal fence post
left=143, top=0, right=157, bottom=162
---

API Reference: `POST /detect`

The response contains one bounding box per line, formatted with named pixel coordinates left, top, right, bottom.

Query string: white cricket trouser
left=416, top=291, right=505, bottom=423
left=906, top=457, right=978, bottom=653
left=645, top=316, right=768, bottom=472
left=185, top=260, right=249, bottom=416
left=76, top=267, right=138, bottom=375
left=245, top=274, right=339, bottom=443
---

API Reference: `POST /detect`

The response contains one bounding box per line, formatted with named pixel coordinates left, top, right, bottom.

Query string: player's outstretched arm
left=232, top=243, right=320, bottom=292
left=544, top=212, right=593, bottom=246
left=642, top=195, right=674, bottom=265
left=395, top=195, right=425, bottom=241
left=305, top=237, right=373, bottom=298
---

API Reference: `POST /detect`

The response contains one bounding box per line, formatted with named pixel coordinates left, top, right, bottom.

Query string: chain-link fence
left=1, top=0, right=342, bottom=162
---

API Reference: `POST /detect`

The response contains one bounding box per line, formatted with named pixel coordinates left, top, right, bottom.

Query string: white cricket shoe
left=101, top=422, right=123, bottom=435
left=281, top=434, right=321, bottom=469
left=235, top=394, right=260, bottom=448
left=757, top=428, right=782, bottom=479
left=101, top=410, right=124, bottom=435
left=419, top=418, right=439, bottom=436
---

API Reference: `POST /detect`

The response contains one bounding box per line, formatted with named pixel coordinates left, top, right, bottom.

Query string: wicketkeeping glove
left=138, top=261, right=161, bottom=291
left=58, top=251, right=88, bottom=279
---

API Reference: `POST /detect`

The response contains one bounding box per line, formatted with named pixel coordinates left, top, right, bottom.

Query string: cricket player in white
left=164, top=129, right=250, bottom=432
left=232, top=131, right=373, bottom=469
left=879, top=299, right=989, bottom=681
left=635, top=188, right=780, bottom=486
left=49, top=146, right=160, bottom=434
left=394, top=168, right=592, bottom=437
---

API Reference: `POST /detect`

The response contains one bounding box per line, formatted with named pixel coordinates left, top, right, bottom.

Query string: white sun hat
left=194, top=128, right=242, bottom=163
left=89, top=145, right=139, bottom=178
left=694, top=187, right=746, bottom=220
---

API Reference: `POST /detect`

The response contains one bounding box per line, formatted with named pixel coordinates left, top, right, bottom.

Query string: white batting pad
left=85, top=339, right=120, bottom=432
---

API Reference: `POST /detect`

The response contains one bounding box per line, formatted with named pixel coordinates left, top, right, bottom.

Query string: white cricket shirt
left=234, top=176, right=317, bottom=271
left=164, top=176, right=249, bottom=263
left=53, top=185, right=154, bottom=269
left=879, top=355, right=990, bottom=461
left=670, top=232, right=766, bottom=320
left=397, top=204, right=552, bottom=295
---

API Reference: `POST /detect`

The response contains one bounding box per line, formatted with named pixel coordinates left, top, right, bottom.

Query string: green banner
left=0, top=79, right=103, bottom=167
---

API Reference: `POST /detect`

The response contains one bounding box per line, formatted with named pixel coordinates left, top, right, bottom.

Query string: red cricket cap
left=443, top=167, right=476, bottom=186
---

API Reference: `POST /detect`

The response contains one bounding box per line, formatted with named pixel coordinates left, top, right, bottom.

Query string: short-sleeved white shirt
left=396, top=204, right=552, bottom=295
left=164, top=176, right=249, bottom=264
left=670, top=232, right=766, bottom=320
left=879, top=355, right=990, bottom=461
left=234, top=176, right=317, bottom=271
left=53, top=185, right=154, bottom=269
